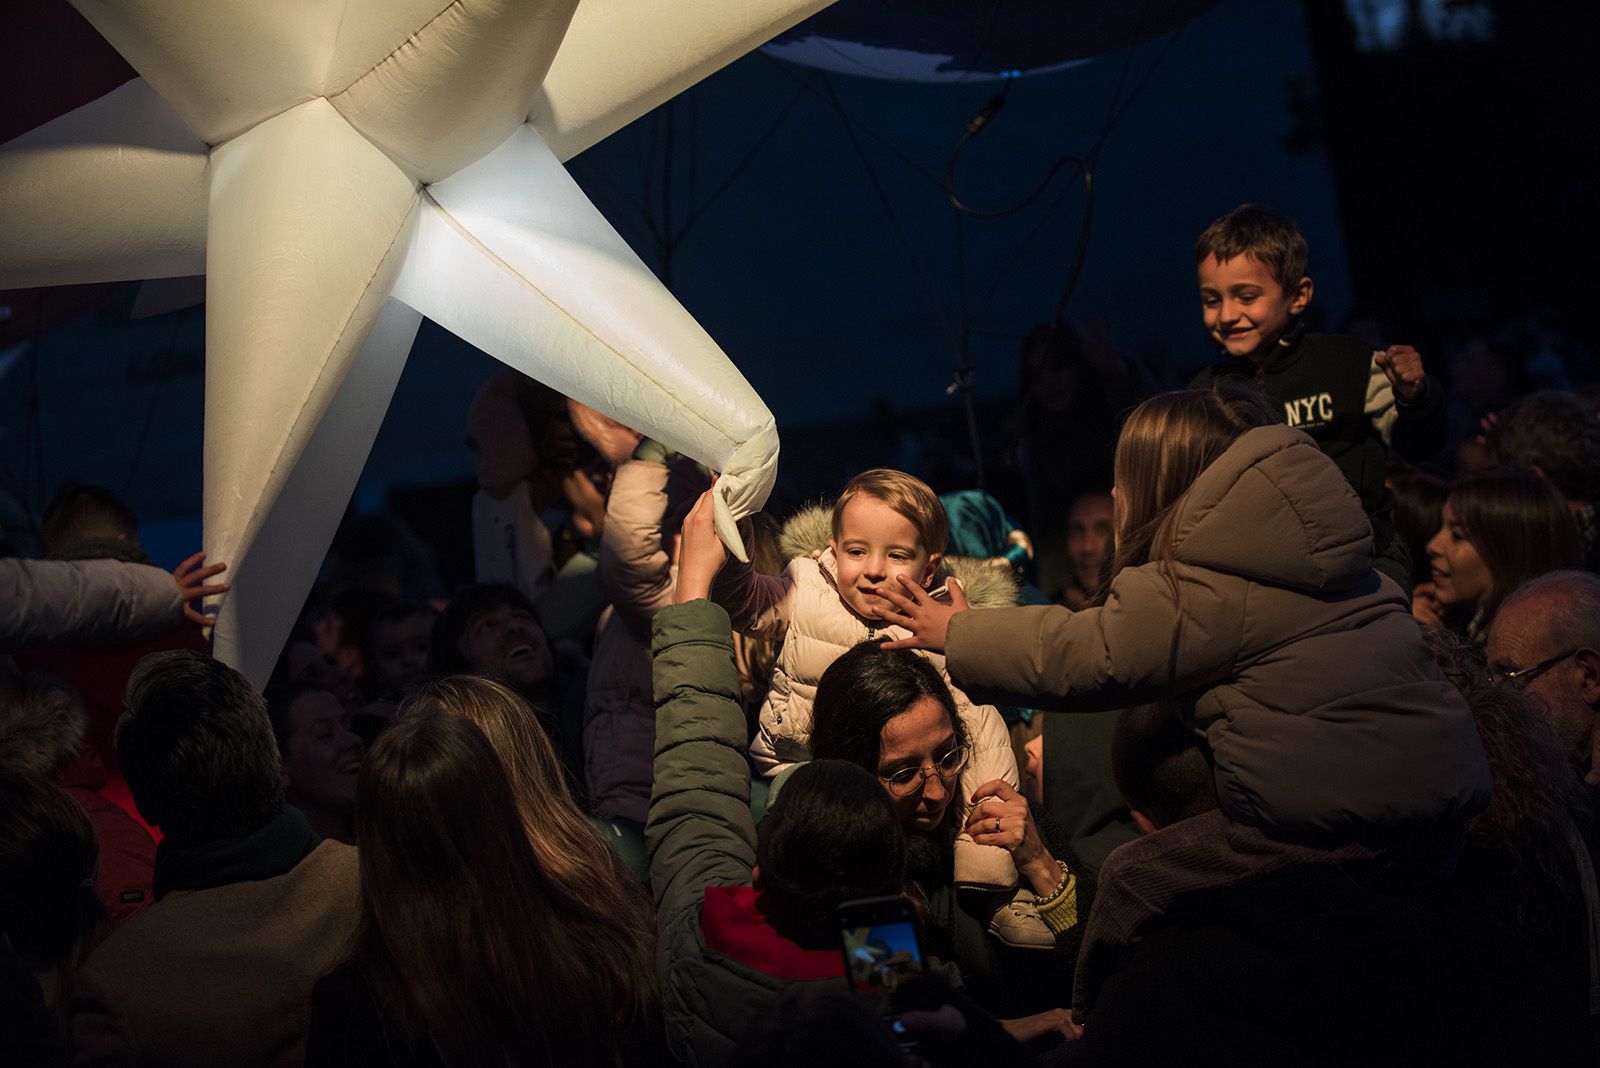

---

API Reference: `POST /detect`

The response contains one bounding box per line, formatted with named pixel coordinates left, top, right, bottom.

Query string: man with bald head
left=1486, top=570, right=1600, bottom=788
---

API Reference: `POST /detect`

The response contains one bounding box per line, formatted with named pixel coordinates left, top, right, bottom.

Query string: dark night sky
left=0, top=0, right=1344, bottom=564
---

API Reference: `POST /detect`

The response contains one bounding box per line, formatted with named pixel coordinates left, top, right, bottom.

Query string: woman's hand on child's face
left=876, top=574, right=967, bottom=653
left=673, top=485, right=726, bottom=604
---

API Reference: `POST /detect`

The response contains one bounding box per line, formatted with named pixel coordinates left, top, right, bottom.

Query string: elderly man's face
left=1487, top=595, right=1597, bottom=772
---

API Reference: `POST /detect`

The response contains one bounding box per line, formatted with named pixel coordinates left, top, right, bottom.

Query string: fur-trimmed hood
left=0, top=680, right=87, bottom=777
left=778, top=504, right=1020, bottom=610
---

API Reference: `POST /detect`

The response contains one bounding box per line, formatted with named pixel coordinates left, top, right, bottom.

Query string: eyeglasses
left=1490, top=649, right=1579, bottom=688
left=880, top=745, right=969, bottom=797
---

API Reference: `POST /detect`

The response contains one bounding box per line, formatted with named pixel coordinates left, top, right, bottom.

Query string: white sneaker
left=988, top=889, right=1054, bottom=950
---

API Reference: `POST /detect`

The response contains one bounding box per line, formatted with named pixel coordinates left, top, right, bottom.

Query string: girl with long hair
left=307, top=706, right=659, bottom=1067
left=1414, top=467, right=1583, bottom=642
left=877, top=384, right=1490, bottom=850
left=407, top=675, right=657, bottom=948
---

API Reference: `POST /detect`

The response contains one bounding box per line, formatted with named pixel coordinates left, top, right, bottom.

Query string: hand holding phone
left=836, top=895, right=927, bottom=1030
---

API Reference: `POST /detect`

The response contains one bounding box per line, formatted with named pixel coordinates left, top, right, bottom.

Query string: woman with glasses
left=810, top=640, right=1088, bottom=1026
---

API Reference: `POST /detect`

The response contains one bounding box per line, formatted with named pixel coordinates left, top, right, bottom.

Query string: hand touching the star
left=173, top=552, right=229, bottom=626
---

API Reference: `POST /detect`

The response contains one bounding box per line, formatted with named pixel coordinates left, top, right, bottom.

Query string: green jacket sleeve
left=647, top=599, right=758, bottom=947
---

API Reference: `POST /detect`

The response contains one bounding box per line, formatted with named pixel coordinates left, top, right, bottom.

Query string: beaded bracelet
left=1035, top=859, right=1071, bottom=907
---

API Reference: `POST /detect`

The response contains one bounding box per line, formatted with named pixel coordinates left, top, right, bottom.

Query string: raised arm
left=1368, top=345, right=1448, bottom=461
left=647, top=598, right=759, bottom=933
left=677, top=485, right=793, bottom=641
left=1, top=557, right=183, bottom=650
left=599, top=450, right=706, bottom=627
left=943, top=565, right=1243, bottom=712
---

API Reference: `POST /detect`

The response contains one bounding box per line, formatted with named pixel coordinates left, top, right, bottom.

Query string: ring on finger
left=993, top=817, right=1001, bottom=833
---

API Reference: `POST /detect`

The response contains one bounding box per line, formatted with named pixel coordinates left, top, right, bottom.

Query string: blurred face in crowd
left=281, top=690, right=362, bottom=818
left=875, top=696, right=960, bottom=832
left=1197, top=253, right=1312, bottom=363
left=1426, top=502, right=1493, bottom=613
left=286, top=640, right=363, bottom=710
left=831, top=495, right=940, bottom=623
left=465, top=385, right=535, bottom=499
left=369, top=613, right=433, bottom=698
left=1488, top=595, right=1600, bottom=770
left=458, top=602, right=552, bottom=692
left=1067, top=492, right=1115, bottom=590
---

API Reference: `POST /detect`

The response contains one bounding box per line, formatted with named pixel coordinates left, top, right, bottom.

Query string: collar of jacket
left=1255, top=318, right=1309, bottom=375
left=699, top=884, right=843, bottom=981
left=152, top=804, right=321, bottom=901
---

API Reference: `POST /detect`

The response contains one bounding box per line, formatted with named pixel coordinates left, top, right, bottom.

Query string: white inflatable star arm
left=0, top=79, right=206, bottom=289
left=529, top=0, right=834, bottom=162
left=203, top=99, right=423, bottom=686
left=391, top=125, right=777, bottom=560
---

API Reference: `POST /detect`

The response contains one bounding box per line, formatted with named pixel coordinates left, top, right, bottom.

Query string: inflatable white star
left=0, top=0, right=827, bottom=683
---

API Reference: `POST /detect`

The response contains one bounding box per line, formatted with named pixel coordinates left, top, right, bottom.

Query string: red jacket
left=56, top=747, right=155, bottom=927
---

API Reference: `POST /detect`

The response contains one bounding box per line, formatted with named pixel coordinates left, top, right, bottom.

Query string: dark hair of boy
left=1193, top=203, right=1308, bottom=290
left=1110, top=704, right=1219, bottom=831
left=427, top=583, right=538, bottom=677
left=1492, top=389, right=1600, bottom=507
left=810, top=640, right=967, bottom=770
left=754, top=759, right=906, bottom=950
left=40, top=482, right=141, bottom=558
left=119, top=651, right=284, bottom=842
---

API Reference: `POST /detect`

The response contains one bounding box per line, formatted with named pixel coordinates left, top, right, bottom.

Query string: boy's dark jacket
left=1190, top=325, right=1449, bottom=523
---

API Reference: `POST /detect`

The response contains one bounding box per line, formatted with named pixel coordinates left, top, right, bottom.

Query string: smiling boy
left=1188, top=204, right=1450, bottom=587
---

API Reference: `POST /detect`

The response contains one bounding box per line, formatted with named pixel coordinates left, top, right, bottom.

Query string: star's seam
left=421, top=185, right=741, bottom=450
left=328, top=0, right=469, bottom=98
left=236, top=194, right=422, bottom=551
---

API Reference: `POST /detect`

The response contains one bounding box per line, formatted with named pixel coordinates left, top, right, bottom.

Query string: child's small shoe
left=988, top=889, right=1054, bottom=950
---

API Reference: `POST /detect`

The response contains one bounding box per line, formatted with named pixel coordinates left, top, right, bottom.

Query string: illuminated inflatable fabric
left=0, top=0, right=831, bottom=685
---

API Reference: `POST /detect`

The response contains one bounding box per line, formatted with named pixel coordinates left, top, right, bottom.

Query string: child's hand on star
left=674, top=484, right=727, bottom=604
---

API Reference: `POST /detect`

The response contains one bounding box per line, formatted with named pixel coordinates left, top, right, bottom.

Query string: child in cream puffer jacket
left=706, top=471, right=1024, bottom=891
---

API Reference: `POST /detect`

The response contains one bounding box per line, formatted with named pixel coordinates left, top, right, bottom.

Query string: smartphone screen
left=840, top=916, right=926, bottom=1016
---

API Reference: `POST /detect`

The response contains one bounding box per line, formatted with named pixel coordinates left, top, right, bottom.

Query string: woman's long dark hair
left=1444, top=468, right=1583, bottom=627
left=352, top=709, right=650, bottom=1067
left=810, top=641, right=967, bottom=772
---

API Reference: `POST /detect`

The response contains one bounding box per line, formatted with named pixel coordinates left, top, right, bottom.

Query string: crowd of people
left=4, top=204, right=1600, bottom=1066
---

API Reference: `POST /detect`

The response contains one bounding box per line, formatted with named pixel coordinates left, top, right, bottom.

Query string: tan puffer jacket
left=713, top=506, right=1022, bottom=887
left=946, top=425, right=1491, bottom=840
